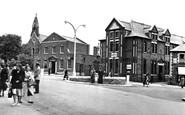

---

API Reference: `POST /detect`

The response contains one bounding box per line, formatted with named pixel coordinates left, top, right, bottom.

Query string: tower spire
left=31, top=14, right=39, bottom=37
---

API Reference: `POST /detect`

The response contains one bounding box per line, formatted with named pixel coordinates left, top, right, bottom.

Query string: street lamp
left=65, top=21, right=85, bottom=77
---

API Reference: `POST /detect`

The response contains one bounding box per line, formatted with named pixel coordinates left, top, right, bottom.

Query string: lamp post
left=65, top=21, right=85, bottom=77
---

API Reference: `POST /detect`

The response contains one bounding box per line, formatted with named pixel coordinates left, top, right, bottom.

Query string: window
left=109, top=31, right=114, bottom=39
left=132, top=39, right=137, bottom=57
left=60, top=45, right=64, bottom=53
left=165, top=36, right=170, bottom=42
left=164, top=61, right=170, bottom=74
left=115, top=40, right=119, bottom=51
left=115, top=30, right=120, bottom=38
left=143, top=41, right=147, bottom=52
left=143, top=59, right=147, bottom=74
left=67, top=59, right=72, bottom=69
left=110, top=59, right=113, bottom=72
left=52, top=46, right=56, bottom=54
left=132, top=63, right=137, bottom=74
left=179, top=53, right=185, bottom=63
left=59, top=60, right=64, bottom=69
left=110, top=41, right=114, bottom=52
left=152, top=43, right=157, bottom=53
left=151, top=33, right=157, bottom=40
left=165, top=46, right=170, bottom=55
left=115, top=59, right=119, bottom=74
left=151, top=60, right=157, bottom=74
left=44, top=47, right=48, bottom=54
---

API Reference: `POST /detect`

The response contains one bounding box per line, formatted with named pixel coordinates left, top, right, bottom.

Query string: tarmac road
left=21, top=75, right=185, bottom=115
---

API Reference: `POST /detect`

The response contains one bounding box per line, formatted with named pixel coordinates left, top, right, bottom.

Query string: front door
left=51, top=61, right=55, bottom=74
left=158, top=66, right=163, bottom=82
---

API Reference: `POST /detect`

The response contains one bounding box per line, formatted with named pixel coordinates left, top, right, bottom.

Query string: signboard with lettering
left=126, top=64, right=132, bottom=69
left=111, top=53, right=117, bottom=58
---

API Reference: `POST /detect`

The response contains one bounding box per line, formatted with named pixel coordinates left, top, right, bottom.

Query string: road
left=22, top=75, right=185, bottom=115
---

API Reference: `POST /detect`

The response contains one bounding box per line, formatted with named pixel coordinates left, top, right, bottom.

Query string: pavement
left=0, top=74, right=181, bottom=115
left=0, top=89, right=42, bottom=115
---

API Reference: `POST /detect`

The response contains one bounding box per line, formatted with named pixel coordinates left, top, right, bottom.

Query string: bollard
left=126, top=75, right=130, bottom=85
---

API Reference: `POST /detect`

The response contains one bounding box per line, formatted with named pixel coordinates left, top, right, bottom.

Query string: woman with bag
left=25, top=65, right=35, bottom=103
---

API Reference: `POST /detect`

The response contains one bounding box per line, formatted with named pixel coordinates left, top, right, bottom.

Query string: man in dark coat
left=98, top=68, right=104, bottom=84
left=0, top=65, right=8, bottom=97
left=63, top=69, right=68, bottom=80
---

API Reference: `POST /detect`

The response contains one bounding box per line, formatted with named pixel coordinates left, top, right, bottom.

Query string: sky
left=0, top=0, right=185, bottom=54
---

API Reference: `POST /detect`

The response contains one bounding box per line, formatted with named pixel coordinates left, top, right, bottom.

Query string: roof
left=170, top=34, right=185, bottom=45
left=171, top=44, right=185, bottom=52
left=107, top=18, right=185, bottom=45
left=126, top=20, right=149, bottom=39
left=61, top=35, right=88, bottom=45
left=38, top=34, right=47, bottom=43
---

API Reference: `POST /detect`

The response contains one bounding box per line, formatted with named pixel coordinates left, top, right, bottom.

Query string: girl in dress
left=25, top=66, right=35, bottom=103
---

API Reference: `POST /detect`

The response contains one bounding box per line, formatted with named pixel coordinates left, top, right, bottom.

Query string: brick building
left=170, top=42, right=185, bottom=84
left=28, top=15, right=97, bottom=75
left=100, top=18, right=184, bottom=82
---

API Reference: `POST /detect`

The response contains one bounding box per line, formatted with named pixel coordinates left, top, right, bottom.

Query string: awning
left=178, top=67, right=185, bottom=75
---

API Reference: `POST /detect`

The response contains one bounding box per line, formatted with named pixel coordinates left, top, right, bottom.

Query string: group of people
left=0, top=63, right=41, bottom=106
left=90, top=68, right=104, bottom=84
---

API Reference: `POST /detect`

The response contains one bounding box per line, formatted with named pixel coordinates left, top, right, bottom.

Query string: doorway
left=51, top=61, right=56, bottom=74
left=158, top=65, right=163, bottom=82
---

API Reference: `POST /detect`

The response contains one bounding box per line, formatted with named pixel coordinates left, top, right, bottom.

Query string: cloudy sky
left=0, top=0, right=184, bottom=54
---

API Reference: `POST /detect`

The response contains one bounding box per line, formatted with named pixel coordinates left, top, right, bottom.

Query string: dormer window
left=109, top=31, right=114, bottom=39
left=165, top=36, right=170, bottom=42
left=115, top=30, right=120, bottom=38
left=151, top=33, right=157, bottom=40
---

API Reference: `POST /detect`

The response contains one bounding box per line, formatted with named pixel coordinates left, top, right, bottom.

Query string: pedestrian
left=34, top=63, right=41, bottom=94
left=143, top=74, right=150, bottom=87
left=98, top=68, right=104, bottom=84
left=90, top=68, right=96, bottom=83
left=25, top=65, right=35, bottom=103
left=10, top=64, right=25, bottom=106
left=0, top=65, right=8, bottom=97
left=180, top=75, right=185, bottom=88
left=63, top=69, right=68, bottom=80
left=48, top=68, right=51, bottom=75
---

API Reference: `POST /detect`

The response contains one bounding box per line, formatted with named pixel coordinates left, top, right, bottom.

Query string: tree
left=17, top=53, right=33, bottom=68
left=0, top=34, right=22, bottom=62
left=21, top=43, right=31, bottom=56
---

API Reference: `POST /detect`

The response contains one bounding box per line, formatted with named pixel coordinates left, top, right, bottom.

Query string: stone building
left=99, top=18, right=184, bottom=82
left=28, top=15, right=97, bottom=75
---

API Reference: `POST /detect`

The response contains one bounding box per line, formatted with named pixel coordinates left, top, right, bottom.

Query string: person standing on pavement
left=25, top=65, right=34, bottom=103
left=98, top=68, right=104, bottom=84
left=34, top=63, right=41, bottom=94
left=10, top=64, right=25, bottom=106
left=63, top=69, right=68, bottom=80
left=90, top=68, right=96, bottom=83
left=0, top=65, right=8, bottom=97
left=180, top=75, right=185, bottom=88
left=143, top=74, right=150, bottom=87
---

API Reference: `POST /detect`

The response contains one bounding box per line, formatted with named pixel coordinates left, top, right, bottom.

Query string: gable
left=150, top=25, right=158, bottom=33
left=164, top=29, right=171, bottom=36
left=42, top=32, right=66, bottom=42
left=105, top=18, right=123, bottom=31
